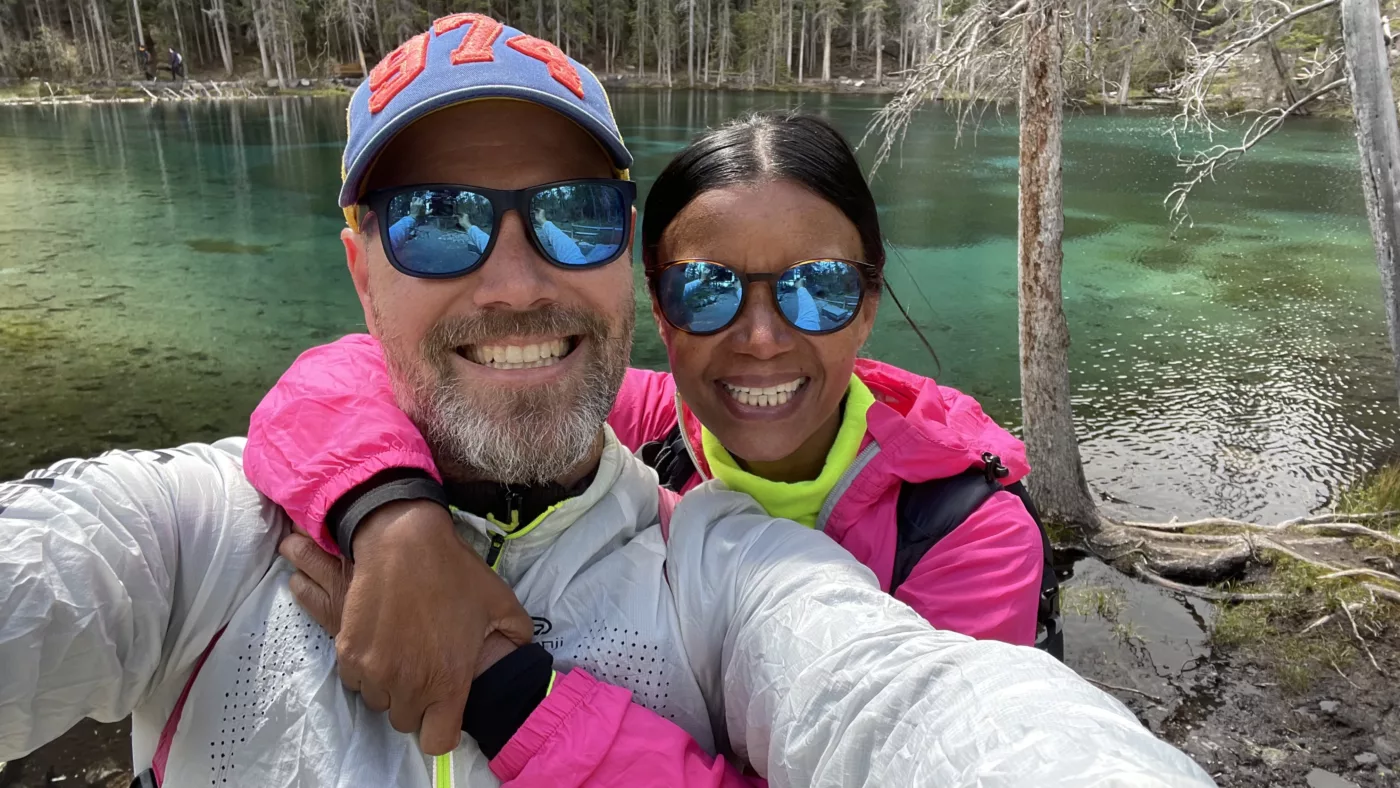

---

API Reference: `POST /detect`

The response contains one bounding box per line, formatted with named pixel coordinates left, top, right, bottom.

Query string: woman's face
left=653, top=179, right=876, bottom=466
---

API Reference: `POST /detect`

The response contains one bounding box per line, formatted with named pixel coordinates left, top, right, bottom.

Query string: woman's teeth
left=722, top=378, right=807, bottom=408
left=466, top=338, right=570, bottom=369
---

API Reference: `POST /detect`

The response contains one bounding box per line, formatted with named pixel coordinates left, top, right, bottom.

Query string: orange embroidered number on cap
left=433, top=13, right=504, bottom=65
left=505, top=35, right=584, bottom=99
left=368, top=32, right=429, bottom=113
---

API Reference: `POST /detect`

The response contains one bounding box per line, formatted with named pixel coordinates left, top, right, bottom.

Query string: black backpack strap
left=638, top=422, right=697, bottom=494
left=891, top=466, right=1064, bottom=662
left=890, top=470, right=1002, bottom=596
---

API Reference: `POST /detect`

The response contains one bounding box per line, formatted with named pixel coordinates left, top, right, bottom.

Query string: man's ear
left=343, top=227, right=377, bottom=335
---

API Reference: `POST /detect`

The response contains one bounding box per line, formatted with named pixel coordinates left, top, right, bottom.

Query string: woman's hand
left=278, top=500, right=534, bottom=755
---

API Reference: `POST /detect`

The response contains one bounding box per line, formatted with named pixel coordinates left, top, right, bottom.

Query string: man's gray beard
left=378, top=303, right=633, bottom=485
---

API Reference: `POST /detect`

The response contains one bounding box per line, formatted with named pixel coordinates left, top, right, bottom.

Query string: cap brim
left=338, top=84, right=632, bottom=209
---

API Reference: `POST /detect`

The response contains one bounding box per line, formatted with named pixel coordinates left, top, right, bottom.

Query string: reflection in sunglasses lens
left=531, top=183, right=628, bottom=266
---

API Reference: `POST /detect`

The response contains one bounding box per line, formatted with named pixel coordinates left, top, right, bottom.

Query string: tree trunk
left=932, top=0, right=940, bottom=53
left=638, top=0, right=645, bottom=76
left=702, top=0, right=711, bottom=81
left=255, top=6, right=271, bottom=78
left=687, top=0, right=694, bottom=83
left=130, top=0, right=144, bottom=47
left=554, top=0, right=560, bottom=47
left=373, top=0, right=385, bottom=61
left=89, top=0, right=112, bottom=76
left=537, top=0, right=543, bottom=37
left=212, top=0, right=232, bottom=74
left=347, top=0, right=368, bottom=78
left=1116, top=42, right=1133, bottom=105
left=821, top=10, right=830, bottom=80
left=849, top=1, right=856, bottom=70
left=171, top=0, right=188, bottom=66
left=873, top=11, right=880, bottom=83
left=1267, top=35, right=1302, bottom=109
left=1017, top=0, right=1098, bottom=528
left=1341, top=0, right=1400, bottom=409
left=797, top=5, right=805, bottom=81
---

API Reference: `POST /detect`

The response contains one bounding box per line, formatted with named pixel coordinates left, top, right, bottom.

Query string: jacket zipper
left=483, top=490, right=523, bottom=572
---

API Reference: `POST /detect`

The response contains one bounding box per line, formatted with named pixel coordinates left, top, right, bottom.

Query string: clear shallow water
left=0, top=92, right=1393, bottom=521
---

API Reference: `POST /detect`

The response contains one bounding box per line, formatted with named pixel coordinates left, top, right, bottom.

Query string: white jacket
left=0, top=433, right=1216, bottom=786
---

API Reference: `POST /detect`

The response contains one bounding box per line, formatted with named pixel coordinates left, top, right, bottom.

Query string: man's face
left=343, top=100, right=635, bottom=485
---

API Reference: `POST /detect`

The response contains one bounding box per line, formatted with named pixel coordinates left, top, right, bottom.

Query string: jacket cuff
left=462, top=642, right=555, bottom=759
left=488, top=669, right=603, bottom=782
left=329, top=469, right=448, bottom=559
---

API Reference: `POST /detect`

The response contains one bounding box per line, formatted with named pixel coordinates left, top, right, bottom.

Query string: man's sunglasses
left=653, top=259, right=869, bottom=336
left=360, top=179, right=637, bottom=279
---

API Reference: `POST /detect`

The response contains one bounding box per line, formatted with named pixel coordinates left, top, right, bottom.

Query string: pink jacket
left=610, top=360, right=1042, bottom=646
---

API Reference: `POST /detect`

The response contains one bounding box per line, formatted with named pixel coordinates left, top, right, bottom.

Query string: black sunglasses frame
left=360, top=178, right=638, bottom=280
left=651, top=258, right=870, bottom=337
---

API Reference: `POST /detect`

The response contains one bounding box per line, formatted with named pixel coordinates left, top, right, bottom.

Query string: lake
left=0, top=91, right=1393, bottom=522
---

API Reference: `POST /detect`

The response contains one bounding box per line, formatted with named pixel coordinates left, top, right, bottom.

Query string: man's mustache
left=422, top=305, right=611, bottom=352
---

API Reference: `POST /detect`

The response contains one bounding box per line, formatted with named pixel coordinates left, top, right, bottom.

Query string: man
left=0, top=16, right=1216, bottom=787
left=168, top=47, right=184, bottom=81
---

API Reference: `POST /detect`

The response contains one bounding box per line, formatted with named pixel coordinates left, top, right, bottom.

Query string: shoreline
left=0, top=73, right=1187, bottom=107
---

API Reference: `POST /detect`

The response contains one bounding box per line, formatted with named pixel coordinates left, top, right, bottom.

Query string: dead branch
left=1341, top=602, right=1385, bottom=673
left=1085, top=677, right=1164, bottom=703
left=1134, top=562, right=1287, bottom=602
left=1296, top=523, right=1400, bottom=547
left=1332, top=660, right=1362, bottom=690
left=1166, top=77, right=1348, bottom=228
left=1364, top=583, right=1400, bottom=604
left=1278, top=511, right=1400, bottom=527
left=863, top=0, right=1025, bottom=175
left=1253, top=537, right=1342, bottom=572
left=1318, top=567, right=1400, bottom=584
left=1302, top=612, right=1336, bottom=633
left=1120, top=517, right=1274, bottom=532
left=1169, top=0, right=1341, bottom=141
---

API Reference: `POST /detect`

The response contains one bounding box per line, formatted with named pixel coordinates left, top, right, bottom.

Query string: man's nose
left=470, top=211, right=560, bottom=310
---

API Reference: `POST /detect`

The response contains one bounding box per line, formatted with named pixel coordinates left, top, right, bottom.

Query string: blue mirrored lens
left=776, top=260, right=863, bottom=332
left=657, top=262, right=743, bottom=333
left=385, top=189, right=494, bottom=276
left=530, top=183, right=628, bottom=266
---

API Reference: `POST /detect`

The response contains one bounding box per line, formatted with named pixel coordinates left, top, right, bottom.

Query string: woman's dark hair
left=641, top=111, right=936, bottom=363
left=641, top=112, right=884, bottom=284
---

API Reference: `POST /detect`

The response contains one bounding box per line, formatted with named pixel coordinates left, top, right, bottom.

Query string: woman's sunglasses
left=360, top=179, right=637, bottom=279
left=653, top=259, right=868, bottom=336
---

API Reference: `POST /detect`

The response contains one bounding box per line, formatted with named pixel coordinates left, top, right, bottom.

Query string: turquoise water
left=0, top=92, right=1393, bottom=521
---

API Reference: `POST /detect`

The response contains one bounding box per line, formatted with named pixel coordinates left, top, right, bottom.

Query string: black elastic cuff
left=331, top=470, right=449, bottom=560
left=462, top=642, right=554, bottom=759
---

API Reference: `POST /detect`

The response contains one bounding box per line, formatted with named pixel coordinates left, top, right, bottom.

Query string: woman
left=246, top=112, right=1051, bottom=672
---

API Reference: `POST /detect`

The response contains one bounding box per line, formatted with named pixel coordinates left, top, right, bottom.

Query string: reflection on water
left=0, top=93, right=1394, bottom=521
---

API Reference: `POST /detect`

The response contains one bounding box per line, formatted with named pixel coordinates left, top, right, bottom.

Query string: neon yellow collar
left=701, top=375, right=875, bottom=528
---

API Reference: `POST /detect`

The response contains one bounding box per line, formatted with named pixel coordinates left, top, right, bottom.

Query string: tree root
left=1080, top=510, right=1400, bottom=608
left=1133, top=563, right=1286, bottom=603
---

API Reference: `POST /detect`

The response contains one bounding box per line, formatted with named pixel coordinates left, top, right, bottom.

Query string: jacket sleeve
left=665, top=484, right=1216, bottom=788
left=894, top=490, right=1043, bottom=646
left=606, top=367, right=679, bottom=452
left=244, top=333, right=440, bottom=554
left=0, top=441, right=283, bottom=760
left=489, top=669, right=765, bottom=787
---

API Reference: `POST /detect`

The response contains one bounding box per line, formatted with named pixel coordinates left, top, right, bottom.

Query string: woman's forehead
left=661, top=181, right=862, bottom=268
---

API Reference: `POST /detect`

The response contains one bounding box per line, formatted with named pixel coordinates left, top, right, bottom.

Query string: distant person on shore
left=138, top=44, right=154, bottom=81
left=168, top=47, right=184, bottom=81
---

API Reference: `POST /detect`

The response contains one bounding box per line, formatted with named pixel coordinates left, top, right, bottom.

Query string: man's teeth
left=722, top=378, right=807, bottom=408
left=466, top=339, right=570, bottom=369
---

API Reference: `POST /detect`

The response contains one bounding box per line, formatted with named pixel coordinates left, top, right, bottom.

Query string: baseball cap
left=339, top=14, right=632, bottom=229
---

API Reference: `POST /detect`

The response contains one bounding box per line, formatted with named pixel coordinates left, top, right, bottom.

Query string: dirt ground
left=2, top=556, right=1396, bottom=787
